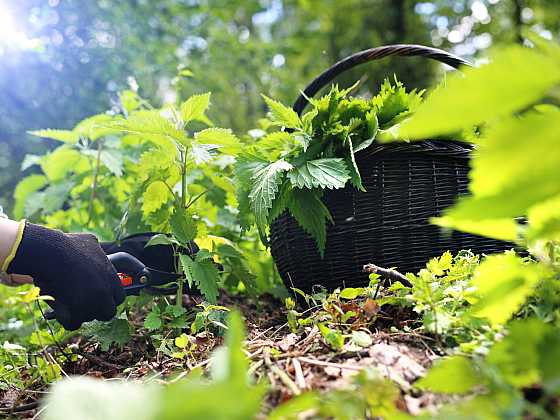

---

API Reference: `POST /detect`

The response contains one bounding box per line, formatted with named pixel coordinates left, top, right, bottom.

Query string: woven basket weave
left=269, top=44, right=513, bottom=292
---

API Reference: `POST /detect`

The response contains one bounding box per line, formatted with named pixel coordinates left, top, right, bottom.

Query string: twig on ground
left=264, top=348, right=301, bottom=396
left=362, top=263, right=413, bottom=288
left=248, top=359, right=264, bottom=377
left=292, top=358, right=307, bottom=389
left=77, top=351, right=123, bottom=371
left=298, top=356, right=362, bottom=372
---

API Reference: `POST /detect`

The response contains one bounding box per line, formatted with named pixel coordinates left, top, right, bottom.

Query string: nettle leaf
left=25, top=181, right=73, bottom=216
left=100, top=149, right=124, bottom=176
left=257, top=131, right=296, bottom=159
left=470, top=253, right=544, bottom=325
left=288, top=158, right=350, bottom=190
left=195, top=249, right=214, bottom=262
left=74, top=113, right=118, bottom=141
left=82, top=318, right=131, bottom=351
left=416, top=356, right=482, bottom=394
left=287, top=189, right=333, bottom=257
left=142, top=181, right=170, bottom=217
left=13, top=174, right=48, bottom=219
left=195, top=128, right=240, bottom=155
left=354, top=111, right=378, bottom=153
left=114, top=110, right=187, bottom=146
left=192, top=259, right=220, bottom=303
left=21, top=154, right=42, bottom=171
left=179, top=254, right=195, bottom=288
left=248, top=159, right=293, bottom=230
left=269, top=183, right=291, bottom=222
left=41, top=147, right=86, bottom=181
left=372, top=78, right=424, bottom=127
left=170, top=208, right=198, bottom=245
left=262, top=94, right=302, bottom=129
left=29, top=129, right=79, bottom=144
left=233, top=155, right=268, bottom=230
left=191, top=142, right=219, bottom=165
left=145, top=234, right=177, bottom=247
left=345, top=138, right=364, bottom=191
left=139, top=146, right=177, bottom=180
left=144, top=309, right=163, bottom=330
left=180, top=92, right=211, bottom=125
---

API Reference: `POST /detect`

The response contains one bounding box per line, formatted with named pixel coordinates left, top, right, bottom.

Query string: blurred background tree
left=1, top=0, right=558, bottom=213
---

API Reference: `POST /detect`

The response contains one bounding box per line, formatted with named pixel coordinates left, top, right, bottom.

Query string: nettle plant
left=236, top=79, right=423, bottom=255
left=16, top=89, right=255, bottom=310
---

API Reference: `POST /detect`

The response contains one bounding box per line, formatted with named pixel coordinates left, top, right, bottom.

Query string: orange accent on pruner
left=118, top=273, right=133, bottom=287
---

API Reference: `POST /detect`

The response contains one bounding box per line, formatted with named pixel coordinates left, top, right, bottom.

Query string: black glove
left=101, top=232, right=199, bottom=272
left=7, top=222, right=125, bottom=330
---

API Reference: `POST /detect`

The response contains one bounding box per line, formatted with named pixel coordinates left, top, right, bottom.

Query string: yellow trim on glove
left=1, top=220, right=26, bottom=273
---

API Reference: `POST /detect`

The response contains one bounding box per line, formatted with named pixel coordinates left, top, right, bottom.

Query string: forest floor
left=0, top=292, right=451, bottom=419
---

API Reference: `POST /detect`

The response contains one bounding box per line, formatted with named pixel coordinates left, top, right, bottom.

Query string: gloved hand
left=6, top=222, right=125, bottom=330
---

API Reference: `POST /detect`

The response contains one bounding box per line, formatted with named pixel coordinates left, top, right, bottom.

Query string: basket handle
left=292, top=44, right=471, bottom=115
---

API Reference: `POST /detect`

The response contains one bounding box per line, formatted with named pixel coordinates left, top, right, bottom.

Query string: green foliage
left=261, top=95, right=302, bottom=129
left=378, top=36, right=560, bottom=419
left=81, top=316, right=132, bottom=351
left=288, top=158, right=350, bottom=189
left=416, top=356, right=482, bottom=394
left=238, top=79, right=421, bottom=254
left=399, top=44, right=560, bottom=139
left=396, top=38, right=560, bottom=247
left=179, top=253, right=221, bottom=304
left=470, top=253, right=545, bottom=325
left=180, top=92, right=211, bottom=126
left=248, top=159, right=293, bottom=231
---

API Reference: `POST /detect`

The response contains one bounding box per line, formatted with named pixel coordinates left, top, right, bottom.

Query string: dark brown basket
left=270, top=44, right=513, bottom=292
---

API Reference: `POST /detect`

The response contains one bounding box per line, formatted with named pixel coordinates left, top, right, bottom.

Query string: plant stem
left=87, top=140, right=103, bottom=227
left=176, top=147, right=188, bottom=309
left=180, top=147, right=188, bottom=209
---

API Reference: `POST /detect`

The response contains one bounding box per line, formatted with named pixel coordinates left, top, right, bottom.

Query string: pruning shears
left=43, top=251, right=198, bottom=321
left=108, top=251, right=191, bottom=296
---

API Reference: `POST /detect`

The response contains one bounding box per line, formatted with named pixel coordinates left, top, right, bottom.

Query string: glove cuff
left=1, top=220, right=26, bottom=274
left=6, top=222, right=67, bottom=276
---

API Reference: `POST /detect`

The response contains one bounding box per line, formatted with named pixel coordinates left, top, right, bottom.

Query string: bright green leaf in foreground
left=400, top=45, right=560, bottom=139
left=416, top=356, right=482, bottom=394
left=470, top=254, right=544, bottom=325
left=486, top=319, right=545, bottom=388
left=431, top=110, right=560, bottom=242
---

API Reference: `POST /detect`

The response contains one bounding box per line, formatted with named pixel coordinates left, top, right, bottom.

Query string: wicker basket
left=269, top=44, right=513, bottom=292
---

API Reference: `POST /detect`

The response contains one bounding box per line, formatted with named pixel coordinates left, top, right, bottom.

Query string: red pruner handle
left=117, top=272, right=134, bottom=287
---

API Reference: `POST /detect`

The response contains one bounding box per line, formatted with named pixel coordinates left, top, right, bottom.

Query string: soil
left=0, top=293, right=449, bottom=419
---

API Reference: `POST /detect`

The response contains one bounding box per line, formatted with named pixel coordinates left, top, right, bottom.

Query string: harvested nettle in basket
left=235, top=45, right=513, bottom=292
